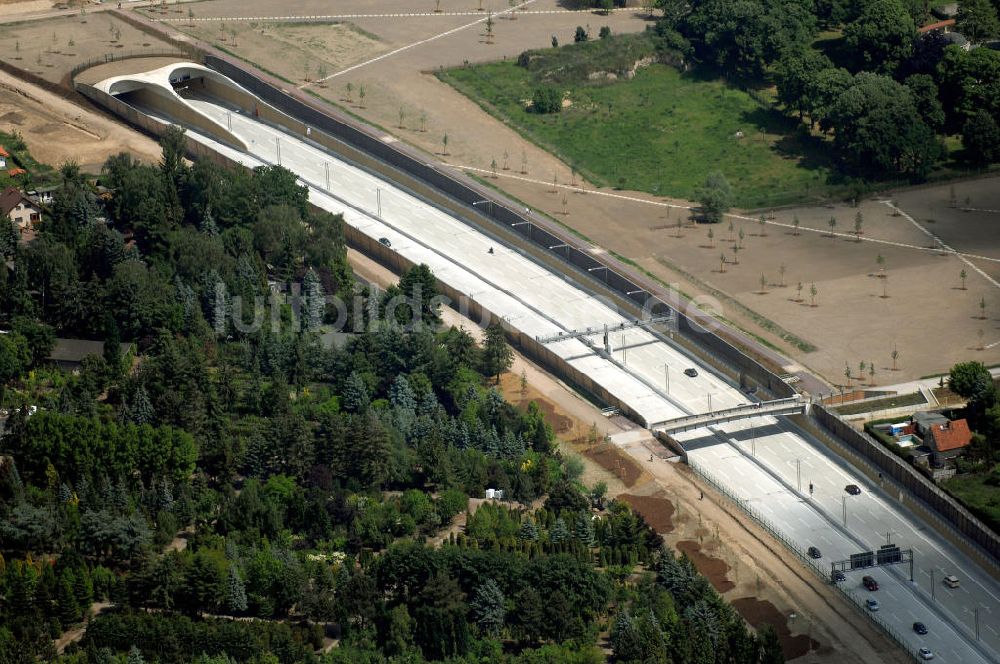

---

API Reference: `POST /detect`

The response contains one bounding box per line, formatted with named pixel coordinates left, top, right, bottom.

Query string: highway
left=99, top=66, right=1000, bottom=664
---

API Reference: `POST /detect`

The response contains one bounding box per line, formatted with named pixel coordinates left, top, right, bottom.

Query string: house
left=912, top=411, right=949, bottom=437
left=925, top=419, right=972, bottom=463
left=941, top=31, right=971, bottom=50
left=0, top=187, right=42, bottom=236
left=918, top=18, right=955, bottom=34
left=47, top=338, right=135, bottom=373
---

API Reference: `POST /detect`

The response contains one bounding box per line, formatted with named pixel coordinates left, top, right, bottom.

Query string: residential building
left=0, top=187, right=42, bottom=236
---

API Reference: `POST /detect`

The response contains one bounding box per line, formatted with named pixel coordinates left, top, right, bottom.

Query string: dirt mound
left=676, top=539, right=734, bottom=593
left=583, top=443, right=643, bottom=487
left=619, top=492, right=674, bottom=533
left=732, top=596, right=820, bottom=660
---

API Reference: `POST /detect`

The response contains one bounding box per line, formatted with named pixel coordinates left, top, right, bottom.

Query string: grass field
left=943, top=468, right=1000, bottom=536
left=438, top=35, right=837, bottom=208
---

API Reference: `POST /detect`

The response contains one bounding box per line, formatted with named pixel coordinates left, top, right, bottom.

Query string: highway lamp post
left=226, top=110, right=232, bottom=131
left=842, top=496, right=847, bottom=527
left=930, top=569, right=935, bottom=601
left=275, top=137, right=281, bottom=165
left=472, top=199, right=493, bottom=218
left=621, top=333, right=626, bottom=366
left=377, top=188, right=382, bottom=218
left=324, top=162, right=330, bottom=191
left=751, top=417, right=756, bottom=456
left=796, top=458, right=801, bottom=493
left=975, top=606, right=981, bottom=641
left=663, top=363, right=670, bottom=393
left=707, top=392, right=713, bottom=412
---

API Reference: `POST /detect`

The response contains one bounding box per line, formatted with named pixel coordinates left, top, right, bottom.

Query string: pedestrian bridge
left=650, top=396, right=807, bottom=433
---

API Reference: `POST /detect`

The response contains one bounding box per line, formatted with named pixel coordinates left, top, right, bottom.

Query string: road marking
left=298, top=0, right=537, bottom=87
left=160, top=7, right=633, bottom=21
left=882, top=199, right=1000, bottom=289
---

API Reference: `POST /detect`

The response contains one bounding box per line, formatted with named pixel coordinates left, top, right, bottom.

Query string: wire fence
left=688, top=458, right=921, bottom=662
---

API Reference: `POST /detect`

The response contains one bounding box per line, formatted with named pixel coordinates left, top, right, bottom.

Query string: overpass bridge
left=651, top=396, right=808, bottom=434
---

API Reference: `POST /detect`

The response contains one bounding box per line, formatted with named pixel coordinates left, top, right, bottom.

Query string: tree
left=775, top=47, right=833, bottom=119
left=599, top=25, right=612, bottom=39
left=697, top=171, right=732, bottom=223
left=549, top=516, right=570, bottom=543
left=470, top=578, right=505, bottom=636
left=226, top=565, right=247, bottom=613
left=482, top=323, right=513, bottom=383
left=962, top=110, right=1000, bottom=167
left=961, top=268, right=968, bottom=290
left=829, top=73, right=941, bottom=178
left=302, top=268, right=325, bottom=331
left=519, top=518, right=539, bottom=541
left=956, top=0, right=1000, bottom=43
left=342, top=371, right=370, bottom=413
left=904, top=74, right=946, bottom=132
left=891, top=346, right=899, bottom=370
left=827, top=216, right=837, bottom=236
left=949, top=361, right=996, bottom=411
left=126, top=646, right=146, bottom=664
left=796, top=281, right=803, bottom=301
left=809, top=283, right=818, bottom=306
left=574, top=25, right=588, bottom=42
left=854, top=211, right=864, bottom=240
left=843, top=0, right=915, bottom=74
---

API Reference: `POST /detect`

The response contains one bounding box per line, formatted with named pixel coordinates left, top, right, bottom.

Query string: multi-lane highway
left=96, top=64, right=1000, bottom=663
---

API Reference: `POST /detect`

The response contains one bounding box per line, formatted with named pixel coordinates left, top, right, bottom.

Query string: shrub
left=574, top=26, right=588, bottom=42
left=532, top=87, right=563, bottom=114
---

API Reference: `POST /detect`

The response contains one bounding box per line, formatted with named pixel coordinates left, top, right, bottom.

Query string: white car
left=918, top=647, right=934, bottom=660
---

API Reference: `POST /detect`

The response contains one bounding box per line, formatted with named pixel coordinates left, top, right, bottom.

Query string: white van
left=943, top=575, right=960, bottom=588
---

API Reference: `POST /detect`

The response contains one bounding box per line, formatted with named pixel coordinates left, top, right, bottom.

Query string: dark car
left=378, top=237, right=391, bottom=247
left=832, top=570, right=846, bottom=583
left=913, top=622, right=928, bottom=635
left=845, top=484, right=862, bottom=495
left=862, top=575, right=879, bottom=591
left=807, top=546, right=822, bottom=559
left=684, top=368, right=698, bottom=377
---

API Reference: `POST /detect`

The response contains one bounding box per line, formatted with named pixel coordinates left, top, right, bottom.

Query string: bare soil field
left=0, top=11, right=175, bottom=83
left=168, top=19, right=386, bottom=84
left=0, top=67, right=161, bottom=171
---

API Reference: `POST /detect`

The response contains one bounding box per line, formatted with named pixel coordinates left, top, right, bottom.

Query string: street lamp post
left=324, top=162, right=330, bottom=191
left=796, top=458, right=801, bottom=492
left=663, top=363, right=670, bottom=393
left=275, top=137, right=280, bottom=165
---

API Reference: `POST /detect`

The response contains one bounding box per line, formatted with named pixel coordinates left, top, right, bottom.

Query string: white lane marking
left=882, top=199, right=1000, bottom=288
left=300, top=0, right=537, bottom=86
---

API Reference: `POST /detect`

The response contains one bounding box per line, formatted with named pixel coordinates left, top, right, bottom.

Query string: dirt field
left=0, top=11, right=176, bottom=83
left=0, top=67, right=161, bottom=171
left=137, top=0, right=1000, bottom=386
left=166, top=19, right=386, bottom=85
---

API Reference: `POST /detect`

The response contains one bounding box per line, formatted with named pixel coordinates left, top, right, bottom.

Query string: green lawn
left=943, top=467, right=1000, bottom=536
left=0, top=130, right=57, bottom=191
left=439, top=38, right=838, bottom=208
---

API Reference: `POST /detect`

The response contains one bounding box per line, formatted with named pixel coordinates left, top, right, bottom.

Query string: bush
left=532, top=87, right=563, bottom=114
left=575, top=26, right=588, bottom=42
left=599, top=26, right=611, bottom=40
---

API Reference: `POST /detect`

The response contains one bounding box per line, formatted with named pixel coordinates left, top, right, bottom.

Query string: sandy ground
left=0, top=11, right=178, bottom=84
left=0, top=67, right=161, bottom=171
left=138, top=0, right=1000, bottom=386
left=348, top=246, right=907, bottom=663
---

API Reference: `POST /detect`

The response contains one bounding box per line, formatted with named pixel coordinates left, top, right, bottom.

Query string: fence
left=813, top=404, right=1000, bottom=567
left=689, top=457, right=921, bottom=662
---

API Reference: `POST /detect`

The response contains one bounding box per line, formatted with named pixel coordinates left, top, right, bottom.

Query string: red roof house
left=925, top=418, right=972, bottom=461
